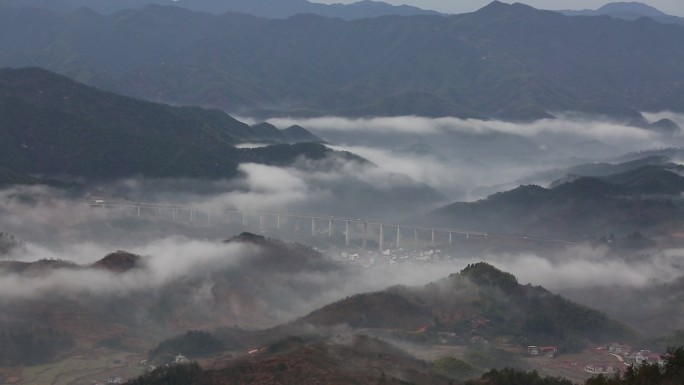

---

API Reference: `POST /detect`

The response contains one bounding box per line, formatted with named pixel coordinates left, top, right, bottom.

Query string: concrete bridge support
left=449, top=232, right=453, bottom=245
left=328, top=219, right=333, bottom=237
left=362, top=222, right=368, bottom=249
left=379, top=224, right=384, bottom=251
left=311, top=217, right=316, bottom=236
left=431, top=229, right=436, bottom=246
left=396, top=226, right=401, bottom=249
left=345, top=221, right=350, bottom=247
left=277, top=215, right=281, bottom=230
left=414, top=228, right=418, bottom=252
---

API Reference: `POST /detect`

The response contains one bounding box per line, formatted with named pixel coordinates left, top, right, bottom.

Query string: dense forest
left=148, top=330, right=225, bottom=365
left=0, top=325, right=73, bottom=366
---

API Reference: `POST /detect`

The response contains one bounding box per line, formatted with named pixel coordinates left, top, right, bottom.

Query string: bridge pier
left=190, top=210, right=195, bottom=223
left=449, top=232, right=453, bottom=245
left=277, top=215, right=281, bottom=230
left=431, top=229, right=436, bottom=247
left=311, top=217, right=316, bottom=236
left=362, top=222, right=368, bottom=249
left=328, top=219, right=333, bottom=237
left=137, top=206, right=141, bottom=217
left=345, top=221, right=350, bottom=247
left=396, top=226, right=401, bottom=249
left=379, top=224, right=384, bottom=251
left=414, top=228, right=418, bottom=252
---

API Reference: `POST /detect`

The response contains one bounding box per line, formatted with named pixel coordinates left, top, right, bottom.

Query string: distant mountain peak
left=559, top=1, right=682, bottom=25
left=596, top=2, right=666, bottom=17
left=93, top=251, right=142, bottom=273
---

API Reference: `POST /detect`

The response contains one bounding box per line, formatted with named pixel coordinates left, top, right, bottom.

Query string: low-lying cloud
left=267, top=113, right=679, bottom=153
left=470, top=244, right=684, bottom=290
left=0, top=238, right=254, bottom=300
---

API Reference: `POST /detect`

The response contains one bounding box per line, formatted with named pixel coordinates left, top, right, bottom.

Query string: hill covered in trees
left=299, top=263, right=632, bottom=351
left=0, top=68, right=332, bottom=181
left=422, top=164, right=684, bottom=240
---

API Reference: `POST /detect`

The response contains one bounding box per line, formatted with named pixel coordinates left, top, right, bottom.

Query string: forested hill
left=0, top=68, right=331, bottom=180
left=422, top=164, right=684, bottom=240
left=0, top=2, right=683, bottom=119
left=300, top=263, right=633, bottom=350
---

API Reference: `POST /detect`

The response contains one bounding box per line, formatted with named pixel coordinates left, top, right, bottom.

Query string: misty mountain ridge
left=510, top=155, right=678, bottom=189
left=561, top=2, right=684, bottom=25
left=0, top=234, right=363, bottom=366
left=249, top=122, right=324, bottom=144
left=0, top=67, right=445, bottom=219
left=423, top=164, right=684, bottom=240
left=1, top=3, right=683, bottom=120
left=0, top=0, right=440, bottom=19
left=130, top=262, right=633, bottom=384
left=298, top=262, right=632, bottom=348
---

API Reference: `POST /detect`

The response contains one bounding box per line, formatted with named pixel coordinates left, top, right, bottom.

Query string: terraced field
left=18, top=350, right=147, bottom=385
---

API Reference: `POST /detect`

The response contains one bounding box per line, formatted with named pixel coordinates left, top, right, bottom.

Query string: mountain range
left=421, top=162, right=684, bottom=240
left=1, top=2, right=683, bottom=120
left=0, top=67, right=329, bottom=180
left=0, top=0, right=440, bottom=19
left=561, top=2, right=684, bottom=26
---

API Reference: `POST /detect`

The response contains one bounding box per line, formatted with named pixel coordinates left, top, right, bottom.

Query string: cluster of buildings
left=584, top=343, right=666, bottom=375
left=337, top=247, right=450, bottom=267
left=607, top=343, right=666, bottom=367
left=527, top=346, right=558, bottom=357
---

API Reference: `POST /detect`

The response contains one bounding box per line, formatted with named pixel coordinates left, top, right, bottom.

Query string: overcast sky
left=313, top=0, right=684, bottom=17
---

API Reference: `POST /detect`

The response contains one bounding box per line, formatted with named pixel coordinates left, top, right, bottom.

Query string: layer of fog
left=0, top=238, right=253, bottom=300
left=5, top=232, right=684, bottom=329
left=4, top=185, right=684, bottom=332
left=265, top=113, right=684, bottom=200
left=98, top=158, right=443, bottom=222
left=3, top=113, right=684, bottom=332
left=468, top=244, right=684, bottom=290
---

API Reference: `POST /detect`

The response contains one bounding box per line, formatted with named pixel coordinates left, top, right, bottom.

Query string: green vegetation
left=460, top=262, right=518, bottom=291
left=433, top=357, right=480, bottom=380
left=0, top=325, right=73, bottom=366
left=465, top=368, right=572, bottom=385
left=148, top=331, right=224, bottom=364
left=126, top=362, right=205, bottom=385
